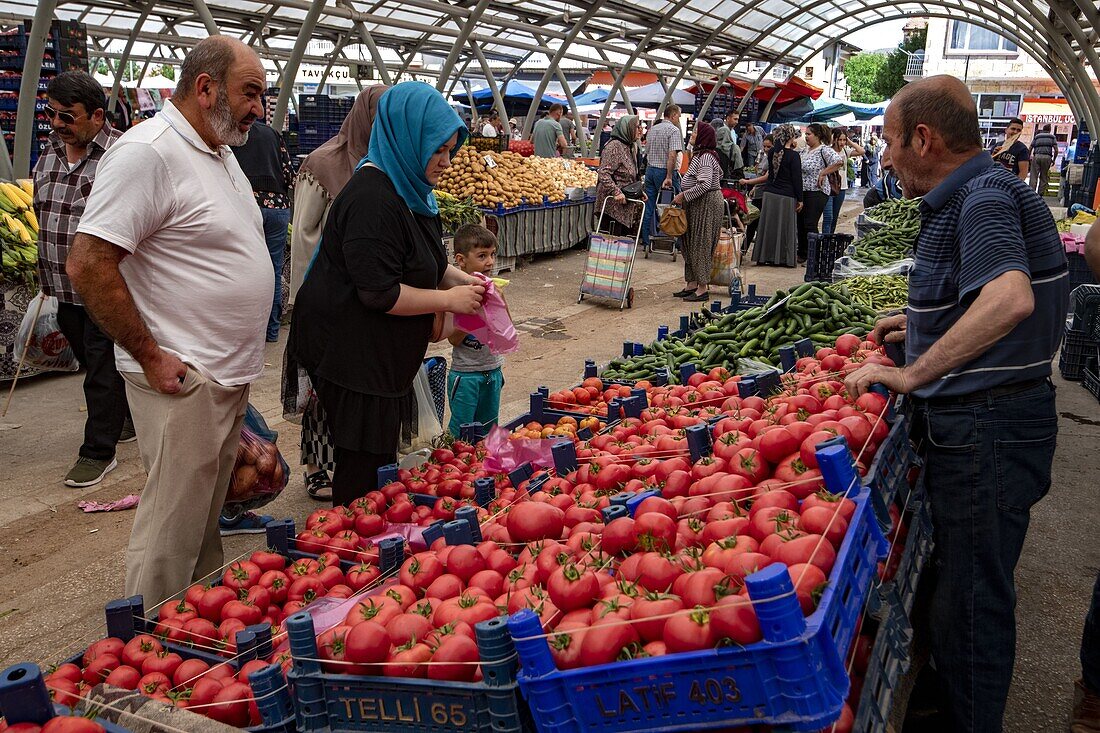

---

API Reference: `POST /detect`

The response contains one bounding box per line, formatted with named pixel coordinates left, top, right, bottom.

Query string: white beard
left=209, top=86, right=249, bottom=147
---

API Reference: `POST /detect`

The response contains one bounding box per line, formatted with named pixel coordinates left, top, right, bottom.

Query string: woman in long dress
left=741, top=124, right=802, bottom=267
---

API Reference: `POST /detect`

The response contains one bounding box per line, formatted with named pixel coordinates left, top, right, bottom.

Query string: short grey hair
left=175, top=36, right=238, bottom=101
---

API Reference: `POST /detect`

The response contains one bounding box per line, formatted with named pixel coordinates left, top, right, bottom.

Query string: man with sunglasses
left=33, top=71, right=133, bottom=489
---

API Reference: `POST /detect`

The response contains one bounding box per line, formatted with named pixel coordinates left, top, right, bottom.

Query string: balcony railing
left=904, top=50, right=925, bottom=80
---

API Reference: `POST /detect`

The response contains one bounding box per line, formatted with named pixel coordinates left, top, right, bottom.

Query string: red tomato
left=802, top=491, right=856, bottom=522
left=387, top=613, right=434, bottom=647
left=40, top=719, right=104, bottom=733
left=634, top=512, right=677, bottom=553
left=103, top=665, right=141, bottom=690
left=788, top=563, right=829, bottom=615
left=601, top=517, right=638, bottom=556
left=725, top=552, right=775, bottom=584
left=345, top=621, right=391, bottom=665
left=507, top=502, right=565, bottom=543
left=196, top=585, right=238, bottom=623
left=800, top=430, right=839, bottom=469
left=384, top=642, right=432, bottom=678
left=636, top=552, right=683, bottom=592
left=729, top=448, right=769, bottom=483
left=711, top=595, right=762, bottom=644
left=578, top=616, right=639, bottom=667
left=399, top=553, right=444, bottom=594
left=773, top=454, right=825, bottom=500
left=797, top=506, right=849, bottom=547
left=427, top=634, right=479, bottom=682
left=628, top=592, right=684, bottom=642
left=547, top=564, right=600, bottom=612
left=172, top=658, right=210, bottom=688
left=773, top=534, right=837, bottom=575
left=663, top=607, right=716, bottom=653
left=445, top=545, right=486, bottom=583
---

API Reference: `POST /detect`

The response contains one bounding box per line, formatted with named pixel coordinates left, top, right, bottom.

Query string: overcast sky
left=844, top=19, right=907, bottom=52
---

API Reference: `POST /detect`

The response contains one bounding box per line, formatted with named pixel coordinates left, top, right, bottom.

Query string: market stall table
left=482, top=199, right=596, bottom=264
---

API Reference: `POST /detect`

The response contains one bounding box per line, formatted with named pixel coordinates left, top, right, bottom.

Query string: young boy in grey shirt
left=447, top=224, right=506, bottom=435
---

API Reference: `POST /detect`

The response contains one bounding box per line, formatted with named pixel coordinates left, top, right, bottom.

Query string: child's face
left=456, top=246, right=496, bottom=275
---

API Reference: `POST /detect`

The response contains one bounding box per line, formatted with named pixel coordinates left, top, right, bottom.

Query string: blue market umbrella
left=452, top=80, right=567, bottom=114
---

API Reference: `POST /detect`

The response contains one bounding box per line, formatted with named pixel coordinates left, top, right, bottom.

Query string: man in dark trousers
left=33, top=70, right=134, bottom=488
left=845, top=75, right=1067, bottom=733
left=1029, top=123, right=1058, bottom=196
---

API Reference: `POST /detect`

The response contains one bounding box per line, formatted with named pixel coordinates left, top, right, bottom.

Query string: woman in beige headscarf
left=284, top=84, right=388, bottom=500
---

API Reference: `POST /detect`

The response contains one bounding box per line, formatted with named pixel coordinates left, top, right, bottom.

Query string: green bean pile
left=853, top=198, right=921, bottom=266
left=828, top=276, right=908, bottom=312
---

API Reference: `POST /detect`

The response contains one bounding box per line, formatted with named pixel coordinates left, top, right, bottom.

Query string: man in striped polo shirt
left=845, top=75, right=1068, bottom=732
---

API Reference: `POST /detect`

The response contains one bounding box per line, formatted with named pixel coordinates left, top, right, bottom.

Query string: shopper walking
left=231, top=120, right=294, bottom=343
left=715, top=111, right=743, bottom=179
left=67, top=36, right=274, bottom=603
left=596, top=115, right=644, bottom=235
left=1029, top=124, right=1058, bottom=196
left=797, top=123, right=844, bottom=262
left=673, top=123, right=723, bottom=301
left=641, top=104, right=684, bottom=251
left=32, top=70, right=132, bottom=488
left=844, top=75, right=1068, bottom=733
left=559, top=110, right=576, bottom=148
left=740, top=124, right=802, bottom=267
left=862, top=133, right=881, bottom=187
left=285, top=84, right=388, bottom=501
left=822, top=129, right=864, bottom=234
left=991, top=116, right=1030, bottom=181
left=741, top=134, right=773, bottom=256
left=289, top=82, right=485, bottom=507
left=740, top=123, right=763, bottom=167
left=532, top=104, right=568, bottom=157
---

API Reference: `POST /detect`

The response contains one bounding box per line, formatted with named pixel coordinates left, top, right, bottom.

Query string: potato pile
left=439, top=146, right=567, bottom=209
left=526, top=156, right=598, bottom=188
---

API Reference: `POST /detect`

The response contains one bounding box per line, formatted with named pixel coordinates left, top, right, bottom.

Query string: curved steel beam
left=108, top=1, right=155, bottom=114
left=531, top=32, right=589, bottom=155
left=271, top=0, right=325, bottom=131
left=466, top=41, right=509, bottom=126
left=13, top=0, right=57, bottom=178
left=435, top=0, right=493, bottom=92
left=316, top=34, right=349, bottom=90
left=733, top=5, right=1098, bottom=136
left=591, top=0, right=699, bottom=142
left=521, top=2, right=606, bottom=137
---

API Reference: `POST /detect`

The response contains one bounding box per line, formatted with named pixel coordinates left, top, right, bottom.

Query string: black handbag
left=621, top=180, right=645, bottom=201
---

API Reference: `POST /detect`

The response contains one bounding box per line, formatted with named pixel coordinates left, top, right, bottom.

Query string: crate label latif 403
left=591, top=675, right=743, bottom=718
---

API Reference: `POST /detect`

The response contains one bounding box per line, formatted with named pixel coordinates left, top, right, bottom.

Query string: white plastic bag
left=14, top=293, right=79, bottom=372
left=831, top=256, right=914, bottom=280
left=406, top=367, right=444, bottom=452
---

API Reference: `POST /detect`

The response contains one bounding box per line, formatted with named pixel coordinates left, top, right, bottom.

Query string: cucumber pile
left=601, top=283, right=878, bottom=382
left=852, top=198, right=921, bottom=266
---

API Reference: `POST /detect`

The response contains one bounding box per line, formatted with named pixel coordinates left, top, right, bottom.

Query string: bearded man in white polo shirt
left=67, top=36, right=272, bottom=604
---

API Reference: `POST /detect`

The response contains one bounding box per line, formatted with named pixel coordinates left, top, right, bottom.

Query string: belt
left=910, top=377, right=1048, bottom=408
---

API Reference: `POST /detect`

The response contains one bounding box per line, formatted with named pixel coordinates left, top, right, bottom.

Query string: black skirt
left=310, top=376, right=417, bottom=455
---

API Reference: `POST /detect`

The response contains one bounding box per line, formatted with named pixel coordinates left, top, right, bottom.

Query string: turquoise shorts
left=447, top=367, right=504, bottom=437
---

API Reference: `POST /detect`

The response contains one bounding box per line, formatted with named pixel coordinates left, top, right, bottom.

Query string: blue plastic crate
left=0, top=663, right=132, bottom=733
left=285, top=612, right=531, bottom=733
left=509, top=443, right=888, bottom=733
left=853, top=602, right=914, bottom=733
left=876, top=495, right=933, bottom=619
left=862, top=415, right=918, bottom=530
left=264, top=518, right=406, bottom=574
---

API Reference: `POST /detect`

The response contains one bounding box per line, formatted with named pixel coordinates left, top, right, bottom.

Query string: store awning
left=687, top=75, right=824, bottom=106
left=1021, top=98, right=1076, bottom=126
left=451, top=80, right=566, bottom=113
left=772, top=96, right=887, bottom=123
left=585, top=71, right=659, bottom=88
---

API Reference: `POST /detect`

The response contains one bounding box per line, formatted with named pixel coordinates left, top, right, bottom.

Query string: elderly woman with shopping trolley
left=596, top=115, right=645, bottom=236
left=672, top=122, right=724, bottom=302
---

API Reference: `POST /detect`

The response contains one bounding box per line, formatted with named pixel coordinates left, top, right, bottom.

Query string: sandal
left=305, top=470, right=333, bottom=501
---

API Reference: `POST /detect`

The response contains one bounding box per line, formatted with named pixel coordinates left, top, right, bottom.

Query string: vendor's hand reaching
left=873, top=313, right=907, bottom=344
left=447, top=284, right=486, bottom=314
left=672, top=192, right=685, bottom=205
left=141, top=348, right=187, bottom=395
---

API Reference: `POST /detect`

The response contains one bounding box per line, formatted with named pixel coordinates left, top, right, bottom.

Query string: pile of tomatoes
left=0, top=716, right=106, bottom=733
left=42, top=635, right=272, bottom=727
left=545, top=372, right=742, bottom=417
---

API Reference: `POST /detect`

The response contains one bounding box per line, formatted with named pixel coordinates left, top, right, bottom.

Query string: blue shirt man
left=845, top=75, right=1066, bottom=733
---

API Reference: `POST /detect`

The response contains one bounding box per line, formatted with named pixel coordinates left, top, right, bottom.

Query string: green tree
left=843, top=53, right=888, bottom=103
left=152, top=64, right=175, bottom=81
left=874, top=28, right=928, bottom=100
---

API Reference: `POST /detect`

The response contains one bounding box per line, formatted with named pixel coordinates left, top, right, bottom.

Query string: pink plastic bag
left=453, top=273, right=519, bottom=354
left=481, top=424, right=556, bottom=473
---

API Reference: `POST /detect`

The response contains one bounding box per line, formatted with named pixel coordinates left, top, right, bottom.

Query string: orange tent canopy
left=687, top=75, right=824, bottom=106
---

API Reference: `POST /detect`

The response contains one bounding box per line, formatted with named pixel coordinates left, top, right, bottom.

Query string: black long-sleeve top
left=764, top=147, right=804, bottom=202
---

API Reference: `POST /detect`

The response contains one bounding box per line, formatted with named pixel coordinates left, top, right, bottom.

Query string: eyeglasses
left=44, top=105, right=87, bottom=125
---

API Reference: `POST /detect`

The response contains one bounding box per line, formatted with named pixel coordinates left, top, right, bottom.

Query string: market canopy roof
left=688, top=76, right=825, bottom=106
left=7, top=0, right=1100, bottom=178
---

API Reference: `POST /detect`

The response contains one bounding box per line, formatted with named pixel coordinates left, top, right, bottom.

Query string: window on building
left=948, top=21, right=1018, bottom=53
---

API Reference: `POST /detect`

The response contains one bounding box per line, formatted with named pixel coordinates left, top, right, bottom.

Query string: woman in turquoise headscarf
left=289, top=82, right=486, bottom=505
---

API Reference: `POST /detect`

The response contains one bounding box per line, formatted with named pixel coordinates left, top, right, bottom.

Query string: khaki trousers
left=122, top=368, right=248, bottom=606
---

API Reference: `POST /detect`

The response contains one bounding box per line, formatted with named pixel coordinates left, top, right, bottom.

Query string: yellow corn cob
left=20, top=208, right=38, bottom=236
left=3, top=212, right=31, bottom=245
left=0, top=189, right=15, bottom=214
left=0, top=182, right=30, bottom=209
left=17, top=179, right=33, bottom=197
